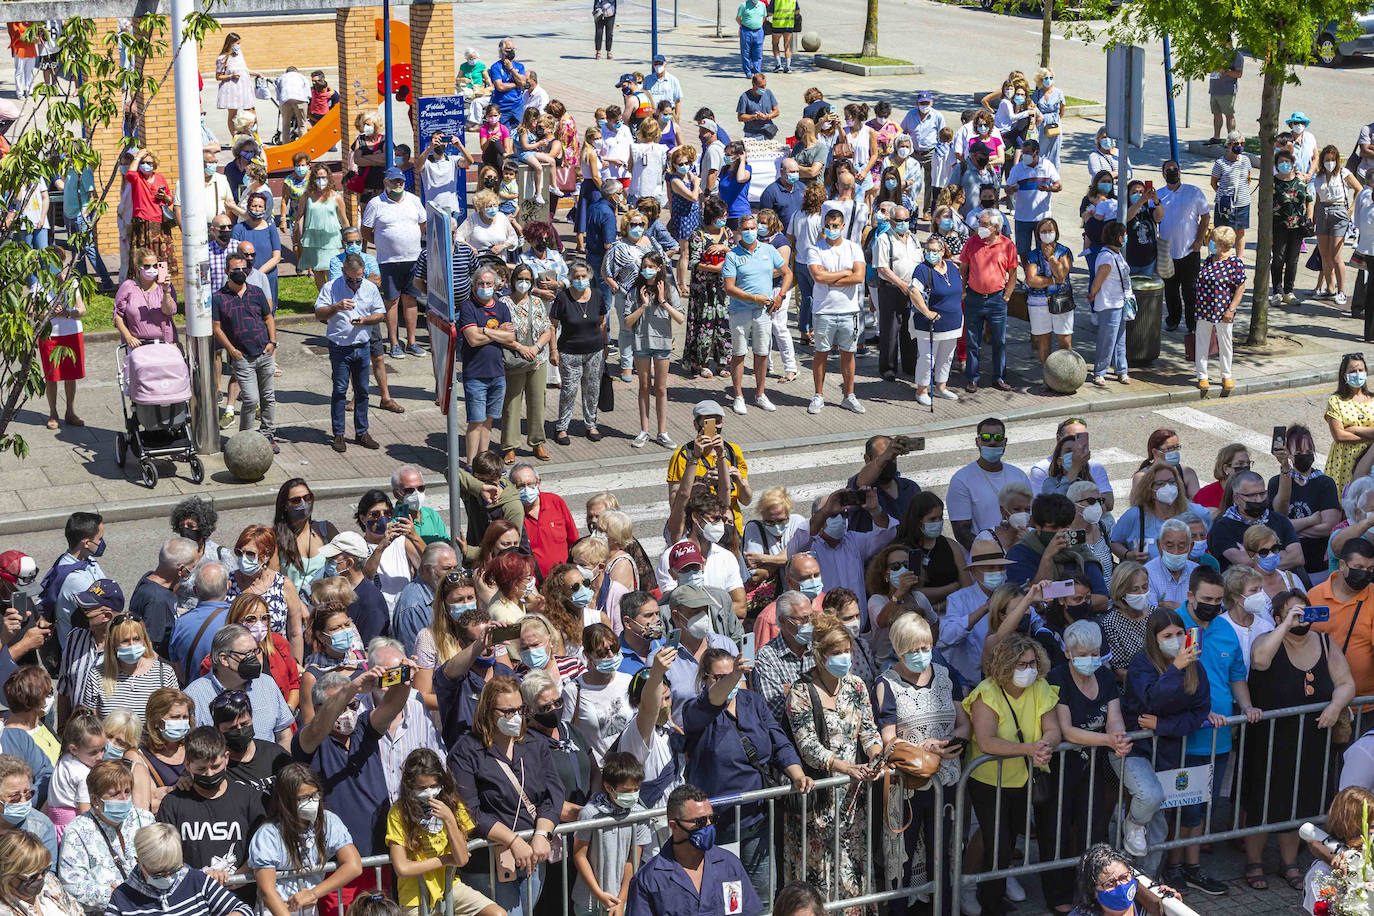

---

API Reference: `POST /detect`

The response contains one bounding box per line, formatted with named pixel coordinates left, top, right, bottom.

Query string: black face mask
left=1346, top=567, right=1374, bottom=591
left=1193, top=600, right=1224, bottom=622
left=223, top=725, right=254, bottom=753
left=484, top=178, right=499, bottom=189
left=216, top=228, right=233, bottom=242
left=236, top=655, right=262, bottom=682
left=192, top=770, right=227, bottom=791
left=287, top=504, right=311, bottom=522
left=981, top=199, right=996, bottom=209
left=1164, top=168, right=1181, bottom=185
left=533, top=709, right=560, bottom=729
left=227, top=269, right=248, bottom=286
left=1240, top=497, right=1268, bottom=519
left=346, top=277, right=363, bottom=291
left=1290, top=623, right=1312, bottom=637
left=175, top=525, right=203, bottom=544
left=1294, top=453, right=1316, bottom=473
left=16, top=873, right=45, bottom=898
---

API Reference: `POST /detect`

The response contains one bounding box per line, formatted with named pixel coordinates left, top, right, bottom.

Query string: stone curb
left=0, top=365, right=1335, bottom=537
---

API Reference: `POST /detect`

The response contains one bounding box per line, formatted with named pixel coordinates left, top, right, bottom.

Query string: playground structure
left=263, top=18, right=415, bottom=172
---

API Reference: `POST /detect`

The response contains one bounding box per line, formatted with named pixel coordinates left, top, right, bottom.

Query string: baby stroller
left=114, top=341, right=204, bottom=488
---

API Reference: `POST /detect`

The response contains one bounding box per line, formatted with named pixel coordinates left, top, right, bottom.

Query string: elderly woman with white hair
left=1329, top=474, right=1374, bottom=572
left=1217, top=564, right=1276, bottom=667
left=106, top=822, right=250, bottom=916
left=874, top=612, right=968, bottom=916
left=520, top=670, right=591, bottom=822
left=1041, top=620, right=1135, bottom=904
left=989, top=480, right=1034, bottom=554
left=1067, top=479, right=1115, bottom=589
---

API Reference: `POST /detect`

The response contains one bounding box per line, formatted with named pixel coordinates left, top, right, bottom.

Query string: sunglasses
left=287, top=494, right=314, bottom=507
left=977, top=432, right=1007, bottom=444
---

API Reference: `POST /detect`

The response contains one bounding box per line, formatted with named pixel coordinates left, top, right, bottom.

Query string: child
left=155, top=726, right=265, bottom=879
left=281, top=152, right=310, bottom=228
left=571, top=752, right=653, bottom=916
left=931, top=126, right=957, bottom=192
left=498, top=159, right=520, bottom=217
left=386, top=748, right=501, bottom=916
left=48, top=710, right=105, bottom=838
left=516, top=108, right=557, bottom=198
left=238, top=162, right=275, bottom=218
left=308, top=70, right=339, bottom=125
left=1194, top=226, right=1245, bottom=391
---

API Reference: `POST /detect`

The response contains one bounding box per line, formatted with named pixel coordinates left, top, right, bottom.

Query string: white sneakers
left=936, top=388, right=959, bottom=400
left=731, top=396, right=748, bottom=415
left=631, top=431, right=650, bottom=448
left=1005, top=876, right=1027, bottom=902
left=960, top=886, right=982, bottom=915
left=917, top=392, right=933, bottom=406
left=754, top=393, right=776, bottom=412
left=807, top=394, right=824, bottom=414
left=841, top=394, right=866, bottom=413
left=1123, top=821, right=1148, bottom=857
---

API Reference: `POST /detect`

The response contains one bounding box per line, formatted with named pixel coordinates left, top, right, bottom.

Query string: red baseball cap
left=668, top=541, right=704, bottom=571
left=0, top=551, right=36, bottom=587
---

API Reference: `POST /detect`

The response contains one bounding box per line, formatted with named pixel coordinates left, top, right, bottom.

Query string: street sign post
left=1107, top=44, right=1145, bottom=224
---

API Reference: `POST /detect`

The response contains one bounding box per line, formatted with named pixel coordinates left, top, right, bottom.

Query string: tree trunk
left=1246, top=56, right=1285, bottom=346
left=862, top=0, right=878, bottom=57
left=1041, top=0, right=1052, bottom=68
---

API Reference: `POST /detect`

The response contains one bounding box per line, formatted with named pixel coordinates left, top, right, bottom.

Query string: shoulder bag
left=503, top=304, right=540, bottom=372
left=880, top=737, right=941, bottom=832
left=999, top=686, right=1049, bottom=805
left=493, top=755, right=564, bottom=879
left=1044, top=251, right=1075, bottom=315
left=1115, top=254, right=1137, bottom=320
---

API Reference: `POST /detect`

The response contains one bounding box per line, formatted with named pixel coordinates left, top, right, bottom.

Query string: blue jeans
left=1109, top=754, right=1165, bottom=828
left=1094, top=305, right=1128, bottom=377
left=65, top=218, right=113, bottom=288
left=796, top=263, right=814, bottom=334
left=739, top=27, right=764, bottom=75
left=468, top=862, right=546, bottom=916
left=329, top=341, right=370, bottom=437
left=500, top=107, right=525, bottom=133
left=963, top=289, right=1007, bottom=384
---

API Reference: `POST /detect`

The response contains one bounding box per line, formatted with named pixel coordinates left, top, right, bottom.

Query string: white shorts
left=1028, top=304, right=1074, bottom=336
left=813, top=312, right=860, bottom=352
left=729, top=307, right=772, bottom=356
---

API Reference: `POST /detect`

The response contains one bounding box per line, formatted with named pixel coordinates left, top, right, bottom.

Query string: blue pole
left=383, top=0, right=395, bottom=168
left=652, top=0, right=659, bottom=60
left=1163, top=35, right=1179, bottom=163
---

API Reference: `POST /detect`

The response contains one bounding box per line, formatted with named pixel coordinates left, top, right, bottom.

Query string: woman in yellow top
left=962, top=634, right=1061, bottom=916
left=386, top=748, right=503, bottom=916
left=1324, top=353, right=1374, bottom=491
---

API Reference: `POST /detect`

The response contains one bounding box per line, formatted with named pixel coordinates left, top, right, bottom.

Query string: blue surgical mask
left=103, top=742, right=125, bottom=761
left=1129, top=192, right=1141, bottom=204
left=595, top=656, right=619, bottom=674
left=476, top=286, right=495, bottom=301
left=824, top=227, right=841, bottom=241
left=161, top=719, right=191, bottom=741
left=628, top=225, right=645, bottom=240
left=572, top=585, right=595, bottom=608
left=824, top=653, right=852, bottom=679
left=1071, top=655, right=1102, bottom=675
left=1043, top=77, right=1054, bottom=86
left=328, top=629, right=354, bottom=654
left=884, top=178, right=898, bottom=190
left=888, top=567, right=909, bottom=589
left=1060, top=453, right=1074, bottom=470
left=979, top=445, right=1005, bottom=463
left=725, top=685, right=740, bottom=702
left=1277, top=161, right=1294, bottom=175
left=894, top=220, right=909, bottom=234
left=903, top=650, right=932, bottom=672
left=923, top=521, right=943, bottom=539
left=1097, top=181, right=1113, bottom=193
left=677, top=164, right=691, bottom=175
left=1, top=801, right=29, bottom=826
left=794, top=623, right=814, bottom=645
left=939, top=217, right=954, bottom=232
left=924, top=250, right=941, bottom=265
left=1257, top=553, right=1282, bottom=573
left=238, top=554, right=261, bottom=576
left=345, top=242, right=362, bottom=255
left=1207, top=240, right=1217, bottom=255
left=1189, top=540, right=1209, bottom=560
left=1349, top=371, right=1368, bottom=389
left=571, top=277, right=590, bottom=291
left=785, top=171, right=800, bottom=182
left=294, top=165, right=309, bottom=178
left=823, top=515, right=848, bottom=539
left=204, top=163, right=217, bottom=177
left=518, top=485, right=540, bottom=505
left=640, top=267, right=658, bottom=280
left=1161, top=550, right=1189, bottom=572
left=116, top=644, right=146, bottom=664
left=799, top=577, right=823, bottom=599
left=448, top=601, right=477, bottom=619
left=740, top=228, right=758, bottom=245
left=483, top=206, right=499, bottom=219
left=1096, top=878, right=1138, bottom=913
left=101, top=797, right=132, bottom=822
left=1013, top=94, right=1025, bottom=104
left=981, top=570, right=1007, bottom=590
left=521, top=646, right=549, bottom=669
left=714, top=218, right=728, bottom=228
left=1164, top=450, right=1183, bottom=467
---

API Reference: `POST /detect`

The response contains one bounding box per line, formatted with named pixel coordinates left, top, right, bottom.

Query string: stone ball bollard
left=1043, top=348, right=1087, bottom=394
left=800, top=31, right=821, bottom=52
left=223, top=430, right=275, bottom=482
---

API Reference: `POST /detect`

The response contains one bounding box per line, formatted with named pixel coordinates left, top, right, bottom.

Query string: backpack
left=37, top=554, right=89, bottom=622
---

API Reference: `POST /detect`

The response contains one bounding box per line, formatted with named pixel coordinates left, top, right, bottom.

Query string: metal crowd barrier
left=224, top=695, right=1367, bottom=913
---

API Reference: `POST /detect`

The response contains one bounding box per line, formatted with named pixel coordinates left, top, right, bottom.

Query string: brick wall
left=197, top=17, right=337, bottom=75
left=337, top=5, right=383, bottom=225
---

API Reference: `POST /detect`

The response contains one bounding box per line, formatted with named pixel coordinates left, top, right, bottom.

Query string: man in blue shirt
left=627, top=785, right=763, bottom=916
left=617, top=590, right=662, bottom=674
left=644, top=54, right=682, bottom=120
left=166, top=561, right=231, bottom=681
left=315, top=254, right=387, bottom=453
left=327, top=226, right=381, bottom=282
left=736, top=74, right=778, bottom=139
left=899, top=90, right=946, bottom=216
left=488, top=38, right=529, bottom=131
left=757, top=157, right=804, bottom=230
left=720, top=213, right=790, bottom=417
left=1170, top=564, right=1259, bottom=896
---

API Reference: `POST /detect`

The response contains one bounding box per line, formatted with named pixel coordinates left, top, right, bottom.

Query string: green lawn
left=826, top=54, right=915, bottom=66
left=84, top=273, right=321, bottom=333
left=1063, top=95, right=1099, bottom=107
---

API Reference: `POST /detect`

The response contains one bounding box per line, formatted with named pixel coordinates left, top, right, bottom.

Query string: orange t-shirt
left=8, top=23, right=36, bottom=57
left=1309, top=577, right=1374, bottom=696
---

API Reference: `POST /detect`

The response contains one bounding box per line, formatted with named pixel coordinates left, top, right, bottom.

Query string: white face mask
left=298, top=798, right=321, bottom=822
left=1012, top=668, right=1038, bottom=688
left=1155, top=484, right=1179, bottom=505
left=1081, top=503, right=1103, bottom=526
left=683, top=610, right=712, bottom=640
left=1123, top=592, right=1150, bottom=612
left=976, top=226, right=993, bottom=239
left=497, top=713, right=523, bottom=737
left=700, top=521, right=726, bottom=544
left=1243, top=590, right=1271, bottom=616
left=404, top=491, right=424, bottom=513
left=1007, top=511, right=1030, bottom=529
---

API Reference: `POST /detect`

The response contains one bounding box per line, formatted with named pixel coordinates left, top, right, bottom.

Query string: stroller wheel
left=114, top=432, right=126, bottom=468
left=188, top=456, right=205, bottom=485
left=138, top=458, right=158, bottom=489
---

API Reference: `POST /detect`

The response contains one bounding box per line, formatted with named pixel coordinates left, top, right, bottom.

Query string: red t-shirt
left=1194, top=480, right=1223, bottom=509
left=959, top=233, right=1018, bottom=295
left=126, top=168, right=171, bottom=222
left=523, top=491, right=581, bottom=578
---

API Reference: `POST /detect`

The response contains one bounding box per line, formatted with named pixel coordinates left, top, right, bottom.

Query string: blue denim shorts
left=463, top=374, right=506, bottom=423
left=635, top=348, right=672, bottom=360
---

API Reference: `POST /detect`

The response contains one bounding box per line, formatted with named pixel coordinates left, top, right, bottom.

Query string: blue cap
left=915, top=90, right=932, bottom=102
left=75, top=578, right=125, bottom=613
left=653, top=54, right=666, bottom=64
left=617, top=72, right=635, bottom=86
left=383, top=166, right=404, bottom=181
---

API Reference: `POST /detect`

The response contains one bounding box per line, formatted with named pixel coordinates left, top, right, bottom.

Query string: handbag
left=1044, top=123, right=1061, bottom=138
left=493, top=756, right=564, bottom=882
left=881, top=738, right=942, bottom=833
left=1006, top=283, right=1029, bottom=322
left=598, top=365, right=615, bottom=413
left=1115, top=256, right=1137, bottom=321
left=503, top=307, right=540, bottom=372
left=1156, top=233, right=1175, bottom=279
left=1184, top=328, right=1219, bottom=361
left=254, top=75, right=271, bottom=100
left=1000, top=687, right=1050, bottom=805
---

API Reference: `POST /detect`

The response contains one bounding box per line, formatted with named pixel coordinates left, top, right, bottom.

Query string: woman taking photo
left=272, top=478, right=337, bottom=593
left=355, top=490, right=422, bottom=611
left=499, top=263, right=554, bottom=464
left=893, top=491, right=970, bottom=613
left=1324, top=352, right=1374, bottom=491
left=866, top=543, right=938, bottom=668
left=295, top=162, right=347, bottom=291
left=684, top=197, right=732, bottom=379
left=227, top=525, right=307, bottom=660
left=56, top=760, right=155, bottom=912
left=549, top=260, right=607, bottom=445
left=450, top=677, right=561, bottom=916
left=907, top=233, right=964, bottom=406
left=964, top=634, right=1061, bottom=916
left=1110, top=463, right=1209, bottom=563
left=1311, top=143, right=1363, bottom=304
left=625, top=251, right=684, bottom=449
left=298, top=601, right=365, bottom=725
left=0, top=831, right=83, bottom=916
left=783, top=616, right=883, bottom=911
left=112, top=247, right=178, bottom=349
left=413, top=572, right=478, bottom=712
left=127, top=688, right=192, bottom=813
left=875, top=613, right=968, bottom=916
left=249, top=763, right=362, bottom=916
left=1241, top=589, right=1355, bottom=891
left=76, top=618, right=176, bottom=720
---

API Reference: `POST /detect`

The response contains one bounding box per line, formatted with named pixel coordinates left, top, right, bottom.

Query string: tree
left=1082, top=0, right=1364, bottom=345
left=0, top=8, right=220, bottom=459
left=862, top=0, right=879, bottom=57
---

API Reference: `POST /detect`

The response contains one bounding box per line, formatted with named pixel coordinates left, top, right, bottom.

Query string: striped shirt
left=103, top=865, right=251, bottom=916
left=410, top=241, right=475, bottom=311
left=1211, top=154, right=1253, bottom=208
left=78, top=660, right=178, bottom=719
left=57, top=628, right=100, bottom=702
left=371, top=696, right=446, bottom=801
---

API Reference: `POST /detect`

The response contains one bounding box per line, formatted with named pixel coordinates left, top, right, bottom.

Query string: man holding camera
left=787, top=487, right=895, bottom=627
left=1004, top=493, right=1110, bottom=609
left=848, top=435, right=921, bottom=532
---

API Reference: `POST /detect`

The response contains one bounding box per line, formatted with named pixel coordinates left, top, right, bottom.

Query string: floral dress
left=684, top=228, right=731, bottom=373
left=784, top=674, right=882, bottom=916
left=57, top=808, right=157, bottom=913
left=1325, top=393, right=1374, bottom=490
left=668, top=178, right=701, bottom=240
left=508, top=294, right=552, bottom=371
left=1273, top=177, right=1312, bottom=230
left=554, top=115, right=580, bottom=195
left=936, top=222, right=970, bottom=258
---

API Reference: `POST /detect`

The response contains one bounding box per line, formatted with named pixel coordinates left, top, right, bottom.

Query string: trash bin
left=1126, top=275, right=1164, bottom=367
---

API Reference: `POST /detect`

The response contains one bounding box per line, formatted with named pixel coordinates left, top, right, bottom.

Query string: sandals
left=1280, top=864, right=1303, bottom=890
left=1244, top=863, right=1267, bottom=890
left=379, top=398, right=405, bottom=413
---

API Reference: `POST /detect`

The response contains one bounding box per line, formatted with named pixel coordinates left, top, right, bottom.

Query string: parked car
left=1316, top=10, right=1374, bottom=65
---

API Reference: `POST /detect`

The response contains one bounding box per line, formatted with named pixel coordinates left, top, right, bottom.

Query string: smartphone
left=1272, top=425, right=1287, bottom=454
left=741, top=632, right=756, bottom=662
left=702, top=417, right=718, bottom=438
left=1075, top=431, right=1089, bottom=448
left=156, top=262, right=169, bottom=284
left=380, top=664, right=413, bottom=688
left=1063, top=528, right=1086, bottom=548
left=1144, top=180, right=1153, bottom=193
left=893, top=434, right=926, bottom=451
left=839, top=489, right=866, bottom=508
left=490, top=624, right=523, bottom=642
left=943, top=736, right=969, bottom=753
left=1302, top=605, right=1331, bottom=623
left=1043, top=579, right=1076, bottom=599
left=1184, top=627, right=1200, bottom=653
left=10, top=592, right=32, bottom=620
left=664, top=628, right=682, bottom=649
